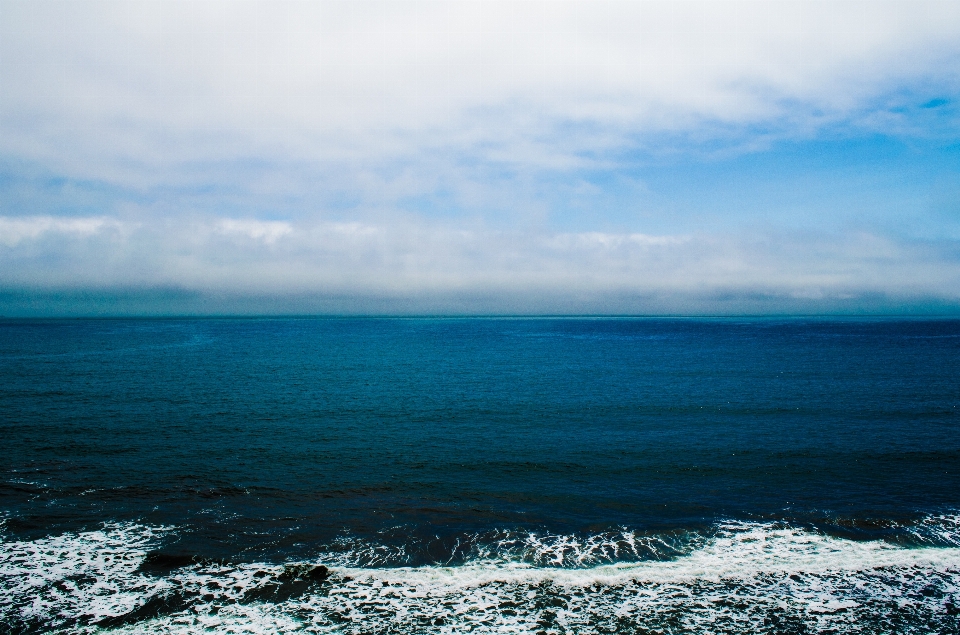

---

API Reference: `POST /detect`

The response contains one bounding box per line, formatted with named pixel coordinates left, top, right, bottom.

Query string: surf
left=3, top=515, right=959, bottom=633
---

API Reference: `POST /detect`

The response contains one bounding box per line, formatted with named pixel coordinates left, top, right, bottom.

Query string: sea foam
left=2, top=517, right=959, bottom=634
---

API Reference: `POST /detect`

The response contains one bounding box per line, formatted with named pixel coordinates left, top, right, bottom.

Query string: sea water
left=1, top=317, right=959, bottom=634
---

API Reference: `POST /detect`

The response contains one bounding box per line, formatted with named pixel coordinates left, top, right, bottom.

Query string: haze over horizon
left=1, top=0, right=959, bottom=315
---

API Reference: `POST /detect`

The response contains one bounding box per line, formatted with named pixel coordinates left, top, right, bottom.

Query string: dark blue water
left=2, top=317, right=959, bottom=634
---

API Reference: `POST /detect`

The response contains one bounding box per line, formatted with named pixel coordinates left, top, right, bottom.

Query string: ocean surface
left=1, top=316, right=959, bottom=634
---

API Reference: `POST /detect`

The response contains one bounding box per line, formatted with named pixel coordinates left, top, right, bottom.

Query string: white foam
left=0, top=524, right=173, bottom=631
left=3, top=518, right=960, bottom=634
left=318, top=527, right=696, bottom=568
left=909, top=512, right=960, bottom=546
left=338, top=521, right=960, bottom=588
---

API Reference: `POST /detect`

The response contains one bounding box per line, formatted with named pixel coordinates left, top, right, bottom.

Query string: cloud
left=2, top=0, right=959, bottom=187
left=1, top=1, right=959, bottom=313
left=215, top=219, right=293, bottom=244
left=1, top=215, right=957, bottom=313
left=0, top=215, right=125, bottom=247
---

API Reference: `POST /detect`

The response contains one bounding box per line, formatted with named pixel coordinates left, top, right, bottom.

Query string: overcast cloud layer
left=1, top=0, right=959, bottom=314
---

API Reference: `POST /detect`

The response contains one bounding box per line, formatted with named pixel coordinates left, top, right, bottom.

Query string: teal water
left=2, top=317, right=959, bottom=633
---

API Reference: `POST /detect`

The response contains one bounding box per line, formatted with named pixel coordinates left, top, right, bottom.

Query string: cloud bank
left=1, top=0, right=959, bottom=314
left=2, top=214, right=958, bottom=315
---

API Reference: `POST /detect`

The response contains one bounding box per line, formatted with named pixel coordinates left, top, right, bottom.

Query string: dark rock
left=138, top=552, right=198, bottom=572
left=94, top=592, right=189, bottom=628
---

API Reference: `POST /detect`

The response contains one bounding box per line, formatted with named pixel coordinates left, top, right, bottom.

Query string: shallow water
left=2, top=317, right=959, bottom=633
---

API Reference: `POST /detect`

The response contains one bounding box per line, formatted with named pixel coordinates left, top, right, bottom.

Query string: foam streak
left=2, top=520, right=959, bottom=634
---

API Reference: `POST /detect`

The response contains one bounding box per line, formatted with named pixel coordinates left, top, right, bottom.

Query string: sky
left=1, top=0, right=959, bottom=315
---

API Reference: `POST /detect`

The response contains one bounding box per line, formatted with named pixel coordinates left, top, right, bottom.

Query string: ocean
left=1, top=317, right=959, bottom=634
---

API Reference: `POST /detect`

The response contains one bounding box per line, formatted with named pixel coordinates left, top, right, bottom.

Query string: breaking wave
left=2, top=516, right=960, bottom=634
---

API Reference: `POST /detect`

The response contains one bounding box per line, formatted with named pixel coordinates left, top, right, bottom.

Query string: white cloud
left=216, top=219, right=293, bottom=243
left=1, top=2, right=958, bottom=312
left=0, top=215, right=124, bottom=247
left=1, top=0, right=958, bottom=185
left=1, top=216, right=957, bottom=311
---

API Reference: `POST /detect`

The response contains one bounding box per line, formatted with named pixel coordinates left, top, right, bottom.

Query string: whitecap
left=2, top=516, right=959, bottom=634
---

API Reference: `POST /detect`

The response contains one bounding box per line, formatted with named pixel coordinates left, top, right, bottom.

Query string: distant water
left=2, top=317, right=959, bottom=634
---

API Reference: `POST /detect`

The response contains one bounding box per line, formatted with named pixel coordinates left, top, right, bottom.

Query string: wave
left=2, top=517, right=960, bottom=634
left=318, top=527, right=700, bottom=569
